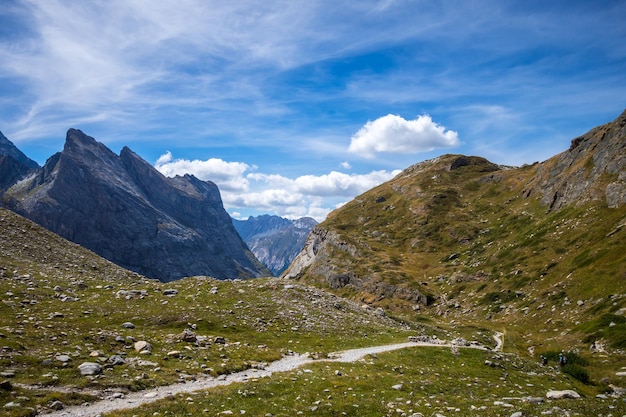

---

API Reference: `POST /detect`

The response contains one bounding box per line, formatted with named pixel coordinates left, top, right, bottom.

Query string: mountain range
left=1, top=128, right=270, bottom=281
left=0, top=110, right=625, bottom=415
left=232, top=215, right=318, bottom=276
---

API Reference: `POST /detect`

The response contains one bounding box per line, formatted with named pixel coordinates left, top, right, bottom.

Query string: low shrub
left=563, top=364, right=591, bottom=384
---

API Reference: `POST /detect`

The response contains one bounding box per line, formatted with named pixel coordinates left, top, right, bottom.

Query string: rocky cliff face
left=0, top=131, right=40, bottom=195
left=522, top=109, right=626, bottom=210
left=4, top=129, right=270, bottom=281
left=232, top=215, right=317, bottom=276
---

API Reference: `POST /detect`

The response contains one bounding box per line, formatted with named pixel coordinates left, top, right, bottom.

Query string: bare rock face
left=0, top=131, right=39, bottom=195
left=522, top=109, right=626, bottom=210
left=4, top=129, right=270, bottom=281
left=282, top=226, right=353, bottom=281
left=232, top=215, right=317, bottom=276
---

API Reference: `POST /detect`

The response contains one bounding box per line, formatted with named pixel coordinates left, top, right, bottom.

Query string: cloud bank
left=155, top=153, right=401, bottom=221
left=349, top=114, right=459, bottom=158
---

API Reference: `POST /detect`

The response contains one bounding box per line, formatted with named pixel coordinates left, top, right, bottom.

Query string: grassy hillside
left=297, top=154, right=626, bottom=353
left=1, top=205, right=624, bottom=416
left=0, top=208, right=416, bottom=416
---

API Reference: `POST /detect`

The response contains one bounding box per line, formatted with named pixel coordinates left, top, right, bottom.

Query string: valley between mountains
left=0, top=110, right=625, bottom=416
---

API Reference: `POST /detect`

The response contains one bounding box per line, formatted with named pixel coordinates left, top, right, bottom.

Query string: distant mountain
left=0, top=131, right=40, bottom=194
left=283, top=109, right=626, bottom=347
left=233, top=214, right=317, bottom=276
left=3, top=128, right=270, bottom=281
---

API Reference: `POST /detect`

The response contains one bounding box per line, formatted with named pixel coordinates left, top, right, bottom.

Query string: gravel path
left=493, top=331, right=504, bottom=352
left=43, top=340, right=489, bottom=417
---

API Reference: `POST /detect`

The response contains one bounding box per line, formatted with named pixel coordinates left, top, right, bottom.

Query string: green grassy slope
left=297, top=153, right=626, bottom=352
left=0, top=208, right=416, bottom=416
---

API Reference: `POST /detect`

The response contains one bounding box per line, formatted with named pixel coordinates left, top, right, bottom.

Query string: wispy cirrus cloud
left=1, top=0, right=625, bottom=219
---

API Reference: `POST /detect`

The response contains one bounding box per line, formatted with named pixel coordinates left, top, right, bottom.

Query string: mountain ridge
left=3, top=128, right=270, bottom=281
left=233, top=214, right=318, bottom=276
left=0, top=130, right=40, bottom=194
left=1, top=113, right=626, bottom=415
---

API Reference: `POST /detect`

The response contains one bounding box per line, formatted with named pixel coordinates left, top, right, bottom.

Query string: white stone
left=546, top=389, right=580, bottom=399
left=78, top=362, right=102, bottom=376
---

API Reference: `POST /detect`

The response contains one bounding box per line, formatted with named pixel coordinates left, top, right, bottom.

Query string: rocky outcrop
left=0, top=131, right=39, bottom=170
left=282, top=226, right=429, bottom=305
left=4, top=129, right=270, bottom=281
left=522, top=109, right=626, bottom=210
left=233, top=215, right=317, bottom=276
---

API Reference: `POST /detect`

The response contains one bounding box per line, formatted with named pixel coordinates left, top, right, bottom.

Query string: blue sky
left=1, top=1, right=625, bottom=221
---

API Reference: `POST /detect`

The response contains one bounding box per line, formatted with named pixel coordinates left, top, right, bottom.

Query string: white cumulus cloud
left=155, top=151, right=251, bottom=192
left=154, top=152, right=400, bottom=221
left=348, top=114, right=459, bottom=158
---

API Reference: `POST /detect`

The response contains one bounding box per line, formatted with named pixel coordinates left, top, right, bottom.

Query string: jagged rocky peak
left=0, top=131, right=40, bottom=195
left=4, top=128, right=270, bottom=281
left=233, top=214, right=318, bottom=276
left=0, top=130, right=40, bottom=170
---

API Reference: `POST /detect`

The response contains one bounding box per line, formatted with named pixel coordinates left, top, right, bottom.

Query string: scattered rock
left=134, top=341, right=152, bottom=353
left=55, top=354, right=72, bottom=363
left=391, top=384, right=403, bottom=390
left=48, top=400, right=64, bottom=410
left=108, top=355, right=126, bottom=366
left=546, top=389, right=580, bottom=399
left=214, top=336, right=226, bottom=345
left=524, top=397, right=544, bottom=404
left=122, top=322, right=135, bottom=329
left=0, top=370, right=15, bottom=378
left=163, top=289, right=178, bottom=296
left=3, top=401, right=20, bottom=408
left=78, top=362, right=102, bottom=376
left=179, top=328, right=197, bottom=343
left=116, top=289, right=147, bottom=299
left=134, top=359, right=158, bottom=367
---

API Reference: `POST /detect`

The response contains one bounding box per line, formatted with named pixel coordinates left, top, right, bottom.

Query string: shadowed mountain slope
left=0, top=131, right=40, bottom=194
left=3, top=129, right=270, bottom=281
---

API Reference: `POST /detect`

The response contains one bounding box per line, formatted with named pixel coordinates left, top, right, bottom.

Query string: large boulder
left=78, top=362, right=102, bottom=376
